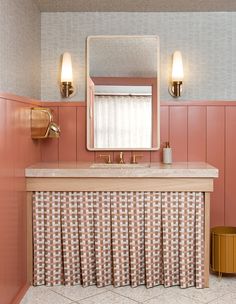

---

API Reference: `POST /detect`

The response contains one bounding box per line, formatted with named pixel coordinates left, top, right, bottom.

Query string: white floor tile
left=21, top=274, right=236, bottom=304
left=79, top=290, right=138, bottom=304
left=144, top=290, right=202, bottom=304
left=111, top=284, right=167, bottom=302
left=209, top=292, right=236, bottom=304
left=20, top=286, right=72, bottom=304
left=171, top=286, right=222, bottom=303
left=170, top=275, right=236, bottom=304
left=210, top=273, right=236, bottom=292
left=49, top=284, right=109, bottom=301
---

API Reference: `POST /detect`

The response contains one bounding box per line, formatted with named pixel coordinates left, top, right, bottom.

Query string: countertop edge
left=25, top=167, right=219, bottom=178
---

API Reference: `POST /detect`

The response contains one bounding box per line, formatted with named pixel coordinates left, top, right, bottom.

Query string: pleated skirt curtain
left=33, top=191, right=205, bottom=289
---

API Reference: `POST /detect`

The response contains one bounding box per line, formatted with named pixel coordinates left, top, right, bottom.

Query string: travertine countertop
left=25, top=162, right=219, bottom=178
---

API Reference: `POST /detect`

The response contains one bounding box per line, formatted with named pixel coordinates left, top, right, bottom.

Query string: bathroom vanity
left=26, top=161, right=218, bottom=289
left=25, top=34, right=218, bottom=291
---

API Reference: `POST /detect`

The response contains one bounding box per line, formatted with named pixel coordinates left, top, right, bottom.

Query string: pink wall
left=0, top=94, right=41, bottom=304
left=41, top=101, right=236, bottom=228
left=1, top=95, right=236, bottom=304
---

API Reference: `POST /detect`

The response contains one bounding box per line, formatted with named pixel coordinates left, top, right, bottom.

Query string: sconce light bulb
left=172, top=51, right=184, bottom=82
left=61, top=52, right=73, bottom=83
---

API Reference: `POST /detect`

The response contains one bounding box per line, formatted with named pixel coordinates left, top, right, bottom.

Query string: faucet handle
left=131, top=154, right=143, bottom=164
left=99, top=154, right=112, bottom=164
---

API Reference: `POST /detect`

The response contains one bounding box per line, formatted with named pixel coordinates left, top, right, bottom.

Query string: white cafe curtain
left=94, top=95, right=152, bottom=148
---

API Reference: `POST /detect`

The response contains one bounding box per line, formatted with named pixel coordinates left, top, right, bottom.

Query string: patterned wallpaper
left=0, top=0, right=41, bottom=99
left=89, top=36, right=158, bottom=77
left=41, top=12, right=236, bottom=101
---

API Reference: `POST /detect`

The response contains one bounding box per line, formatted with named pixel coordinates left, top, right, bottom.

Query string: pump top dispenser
left=163, top=142, right=172, bottom=164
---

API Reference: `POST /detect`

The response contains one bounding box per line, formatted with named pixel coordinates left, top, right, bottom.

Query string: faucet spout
left=119, top=152, right=125, bottom=164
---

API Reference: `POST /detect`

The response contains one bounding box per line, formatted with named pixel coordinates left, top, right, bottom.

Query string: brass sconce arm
left=169, top=81, right=183, bottom=98
left=60, top=82, right=75, bottom=99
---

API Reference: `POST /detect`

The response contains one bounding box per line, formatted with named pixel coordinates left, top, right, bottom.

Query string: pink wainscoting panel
left=134, top=151, right=151, bottom=163
left=207, top=106, right=225, bottom=227
left=3, top=95, right=236, bottom=304
left=59, top=107, right=77, bottom=161
left=41, top=107, right=59, bottom=162
left=77, top=106, right=95, bottom=162
left=0, top=97, right=41, bottom=304
left=188, top=106, right=207, bottom=161
left=151, top=106, right=169, bottom=162
left=39, top=101, right=236, bottom=229
left=225, top=106, right=236, bottom=226
left=0, top=98, right=9, bottom=303
left=3, top=99, right=20, bottom=302
left=169, top=106, right=188, bottom=161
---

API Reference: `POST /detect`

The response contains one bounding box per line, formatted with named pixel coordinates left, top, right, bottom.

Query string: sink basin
left=90, top=163, right=150, bottom=169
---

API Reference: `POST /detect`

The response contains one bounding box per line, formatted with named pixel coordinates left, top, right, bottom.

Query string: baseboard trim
left=11, top=283, right=29, bottom=304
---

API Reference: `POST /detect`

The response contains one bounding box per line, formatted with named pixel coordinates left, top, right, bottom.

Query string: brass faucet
left=99, top=154, right=112, bottom=164
left=119, top=152, right=125, bottom=164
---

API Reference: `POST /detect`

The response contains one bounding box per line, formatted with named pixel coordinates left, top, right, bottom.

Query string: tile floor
left=20, top=274, right=236, bottom=304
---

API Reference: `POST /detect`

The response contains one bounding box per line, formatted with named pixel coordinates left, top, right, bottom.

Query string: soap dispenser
left=163, top=142, right=172, bottom=164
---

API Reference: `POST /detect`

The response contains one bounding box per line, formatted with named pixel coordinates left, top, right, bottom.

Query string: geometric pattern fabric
left=32, top=191, right=205, bottom=289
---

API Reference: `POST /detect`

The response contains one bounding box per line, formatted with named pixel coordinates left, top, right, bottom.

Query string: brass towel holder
left=31, top=108, right=61, bottom=139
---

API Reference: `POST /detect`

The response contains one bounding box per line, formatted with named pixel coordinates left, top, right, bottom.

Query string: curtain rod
left=94, top=93, right=152, bottom=96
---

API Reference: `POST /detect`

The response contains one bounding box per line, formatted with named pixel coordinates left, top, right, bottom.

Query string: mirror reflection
left=87, top=36, right=160, bottom=150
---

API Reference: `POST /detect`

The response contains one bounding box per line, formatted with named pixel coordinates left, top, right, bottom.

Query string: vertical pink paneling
left=225, top=106, right=236, bottom=226
left=151, top=106, right=169, bottom=162
left=77, top=106, right=95, bottom=162
left=31, top=101, right=236, bottom=229
left=133, top=151, right=151, bottom=163
left=3, top=100, right=19, bottom=302
left=207, top=106, right=225, bottom=227
left=0, top=96, right=41, bottom=304
left=41, top=107, right=59, bottom=162
left=0, top=98, right=9, bottom=303
left=59, top=107, right=77, bottom=161
left=169, top=106, right=188, bottom=161
left=188, top=106, right=207, bottom=161
left=25, top=107, right=41, bottom=166
left=2, top=95, right=236, bottom=304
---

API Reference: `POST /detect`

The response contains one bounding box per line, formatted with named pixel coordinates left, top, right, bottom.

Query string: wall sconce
left=169, top=51, right=184, bottom=98
left=60, top=52, right=75, bottom=98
